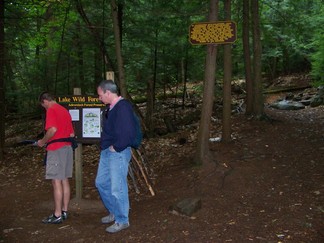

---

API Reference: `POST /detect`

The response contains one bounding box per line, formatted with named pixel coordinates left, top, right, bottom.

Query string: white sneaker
left=101, top=214, right=115, bottom=224
left=106, top=222, right=129, bottom=233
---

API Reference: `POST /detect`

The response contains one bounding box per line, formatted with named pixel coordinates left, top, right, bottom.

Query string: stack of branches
left=128, top=148, right=155, bottom=196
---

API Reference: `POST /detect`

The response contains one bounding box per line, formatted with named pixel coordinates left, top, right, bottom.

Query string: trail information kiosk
left=57, top=95, right=106, bottom=144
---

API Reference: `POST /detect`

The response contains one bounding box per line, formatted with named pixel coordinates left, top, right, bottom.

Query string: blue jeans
left=95, top=147, right=131, bottom=224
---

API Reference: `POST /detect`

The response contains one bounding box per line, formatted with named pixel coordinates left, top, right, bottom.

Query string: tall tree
left=75, top=20, right=85, bottom=91
left=194, top=0, right=219, bottom=165
left=147, top=27, right=158, bottom=133
left=0, top=0, right=4, bottom=160
left=75, top=0, right=115, bottom=74
left=54, top=2, right=71, bottom=93
left=111, top=0, right=145, bottom=136
left=251, top=0, right=264, bottom=117
left=111, top=0, right=127, bottom=96
left=221, top=0, right=232, bottom=142
left=242, top=0, right=253, bottom=114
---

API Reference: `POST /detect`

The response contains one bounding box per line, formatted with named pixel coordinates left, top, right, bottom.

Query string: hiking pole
left=16, top=140, right=38, bottom=146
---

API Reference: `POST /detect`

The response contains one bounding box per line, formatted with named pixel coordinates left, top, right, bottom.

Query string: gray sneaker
left=106, top=222, right=129, bottom=233
left=42, top=214, right=63, bottom=224
left=101, top=214, right=115, bottom=224
left=62, top=211, right=68, bottom=220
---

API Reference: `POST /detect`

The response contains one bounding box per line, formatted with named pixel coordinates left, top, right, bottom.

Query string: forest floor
left=1, top=75, right=324, bottom=242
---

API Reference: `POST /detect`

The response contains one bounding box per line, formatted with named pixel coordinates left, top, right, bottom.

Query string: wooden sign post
left=106, top=71, right=114, bottom=81
left=73, top=88, right=83, bottom=200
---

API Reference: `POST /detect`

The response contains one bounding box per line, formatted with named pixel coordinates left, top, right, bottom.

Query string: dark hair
left=97, top=80, right=119, bottom=94
left=38, top=91, right=55, bottom=103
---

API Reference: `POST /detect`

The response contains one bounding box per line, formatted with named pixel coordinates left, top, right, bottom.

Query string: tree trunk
left=4, top=48, right=17, bottom=113
left=43, top=5, right=55, bottom=92
left=94, top=45, right=102, bottom=89
left=76, top=21, right=85, bottom=91
left=251, top=0, right=264, bottom=117
left=181, top=57, right=187, bottom=110
left=194, top=0, right=219, bottom=165
left=110, top=0, right=145, bottom=132
left=222, top=0, right=232, bottom=142
left=76, top=0, right=115, bottom=73
left=0, top=0, right=4, bottom=161
left=243, top=0, right=253, bottom=115
left=145, top=78, right=154, bottom=137
left=54, top=2, right=70, bottom=93
left=153, top=29, right=158, bottom=108
left=144, top=28, right=159, bottom=135
left=111, top=0, right=127, bottom=97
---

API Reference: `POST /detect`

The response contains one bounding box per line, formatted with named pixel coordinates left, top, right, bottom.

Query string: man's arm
left=37, top=127, right=57, bottom=147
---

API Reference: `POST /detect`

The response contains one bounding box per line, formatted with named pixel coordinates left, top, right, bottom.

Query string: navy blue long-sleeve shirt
left=100, top=99, right=136, bottom=152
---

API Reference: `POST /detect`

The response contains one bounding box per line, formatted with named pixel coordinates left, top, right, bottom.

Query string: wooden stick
left=131, top=149, right=155, bottom=196
left=130, top=157, right=145, bottom=186
left=134, top=149, right=150, bottom=175
left=128, top=165, right=140, bottom=194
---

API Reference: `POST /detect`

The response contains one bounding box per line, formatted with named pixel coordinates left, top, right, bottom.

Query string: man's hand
left=37, top=139, right=46, bottom=147
left=37, top=127, right=57, bottom=148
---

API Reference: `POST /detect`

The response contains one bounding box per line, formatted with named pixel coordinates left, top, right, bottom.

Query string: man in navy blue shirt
left=96, top=80, right=136, bottom=233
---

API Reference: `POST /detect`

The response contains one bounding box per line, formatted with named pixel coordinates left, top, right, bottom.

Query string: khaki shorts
left=46, top=146, right=73, bottom=180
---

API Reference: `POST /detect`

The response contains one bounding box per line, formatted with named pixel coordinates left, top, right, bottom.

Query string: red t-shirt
left=45, top=103, right=74, bottom=151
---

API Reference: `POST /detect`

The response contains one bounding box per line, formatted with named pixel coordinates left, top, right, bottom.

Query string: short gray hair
left=39, top=91, right=55, bottom=103
left=97, top=80, right=119, bottom=94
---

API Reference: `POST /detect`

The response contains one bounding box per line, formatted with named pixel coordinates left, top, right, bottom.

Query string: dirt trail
left=1, top=105, right=323, bottom=242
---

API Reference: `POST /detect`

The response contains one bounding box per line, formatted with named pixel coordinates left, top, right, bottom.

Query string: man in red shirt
left=37, top=92, right=75, bottom=224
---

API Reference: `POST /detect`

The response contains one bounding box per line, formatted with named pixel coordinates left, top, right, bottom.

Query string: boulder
left=169, top=198, right=202, bottom=216
left=270, top=100, right=305, bottom=110
left=310, top=86, right=324, bottom=107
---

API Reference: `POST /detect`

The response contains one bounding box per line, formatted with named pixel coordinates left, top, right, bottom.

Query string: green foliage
left=260, top=0, right=320, bottom=79
left=3, top=0, right=324, bottom=113
left=4, top=0, right=110, bottom=112
left=122, top=0, right=207, bottom=91
left=310, top=35, right=324, bottom=86
left=309, top=3, right=324, bottom=86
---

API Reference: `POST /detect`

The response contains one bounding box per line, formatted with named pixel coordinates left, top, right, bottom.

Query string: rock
left=270, top=100, right=305, bottom=110
left=169, top=198, right=202, bottom=216
left=310, top=96, right=322, bottom=107
left=310, top=86, right=324, bottom=107
left=300, top=99, right=311, bottom=106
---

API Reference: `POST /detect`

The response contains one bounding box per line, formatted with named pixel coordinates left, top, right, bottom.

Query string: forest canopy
left=3, top=0, right=324, bottom=114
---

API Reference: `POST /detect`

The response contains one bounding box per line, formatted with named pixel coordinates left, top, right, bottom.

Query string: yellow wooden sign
left=189, top=21, right=237, bottom=45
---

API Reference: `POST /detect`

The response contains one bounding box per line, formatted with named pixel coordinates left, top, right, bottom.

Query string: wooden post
left=74, top=143, right=83, bottom=200
left=106, top=71, right=114, bottom=81
left=73, top=88, right=83, bottom=200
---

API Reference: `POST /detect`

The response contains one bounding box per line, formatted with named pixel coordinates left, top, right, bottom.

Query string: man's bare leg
left=62, top=178, right=70, bottom=212
left=52, top=179, right=63, bottom=217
